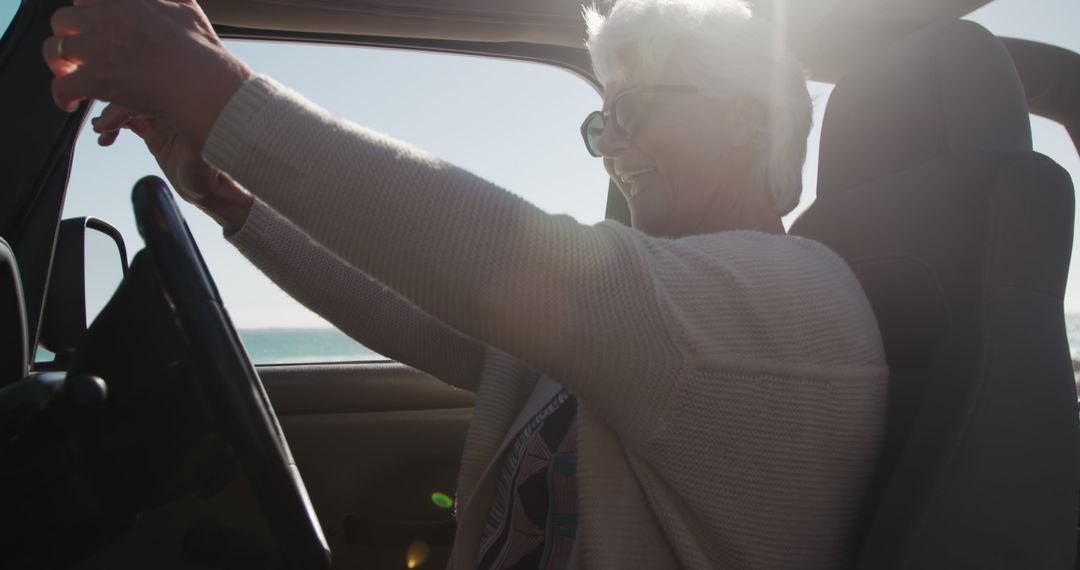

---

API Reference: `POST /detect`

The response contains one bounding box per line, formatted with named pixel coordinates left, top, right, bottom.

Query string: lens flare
left=406, top=539, right=430, bottom=568
left=430, top=491, right=454, bottom=509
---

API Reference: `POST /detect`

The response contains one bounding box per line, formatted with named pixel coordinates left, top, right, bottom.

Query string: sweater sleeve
left=227, top=197, right=486, bottom=391
left=203, top=76, right=686, bottom=438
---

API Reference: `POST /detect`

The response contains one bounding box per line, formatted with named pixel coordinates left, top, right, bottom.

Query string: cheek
left=639, top=132, right=699, bottom=192
left=642, top=112, right=711, bottom=171
left=653, top=123, right=730, bottom=188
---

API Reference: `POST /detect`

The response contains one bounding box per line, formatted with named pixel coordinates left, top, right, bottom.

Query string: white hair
left=584, top=0, right=812, bottom=215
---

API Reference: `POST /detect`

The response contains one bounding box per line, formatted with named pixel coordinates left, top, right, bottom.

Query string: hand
left=95, top=103, right=253, bottom=234
left=42, top=0, right=251, bottom=151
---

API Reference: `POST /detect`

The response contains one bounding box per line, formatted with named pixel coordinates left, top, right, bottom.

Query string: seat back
left=790, top=19, right=1078, bottom=569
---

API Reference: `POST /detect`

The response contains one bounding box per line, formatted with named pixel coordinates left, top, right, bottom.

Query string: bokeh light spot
left=431, top=491, right=454, bottom=509
left=406, top=539, right=430, bottom=568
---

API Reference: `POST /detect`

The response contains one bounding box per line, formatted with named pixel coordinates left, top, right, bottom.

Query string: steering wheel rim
left=132, top=175, right=331, bottom=569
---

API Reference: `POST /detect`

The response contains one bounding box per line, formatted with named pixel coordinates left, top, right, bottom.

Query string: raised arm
left=200, top=78, right=682, bottom=420
left=89, top=103, right=485, bottom=391
left=229, top=198, right=485, bottom=391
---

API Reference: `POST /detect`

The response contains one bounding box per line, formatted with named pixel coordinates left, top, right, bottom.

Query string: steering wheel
left=132, top=176, right=331, bottom=569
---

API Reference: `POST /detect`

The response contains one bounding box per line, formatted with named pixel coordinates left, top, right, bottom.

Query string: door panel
left=266, top=362, right=475, bottom=569
left=260, top=362, right=475, bottom=414
left=72, top=361, right=475, bottom=569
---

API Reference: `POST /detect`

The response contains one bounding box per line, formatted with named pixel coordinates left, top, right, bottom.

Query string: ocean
left=238, top=327, right=382, bottom=365
left=239, top=314, right=1080, bottom=366
left=1069, top=315, right=1080, bottom=362
left=34, top=316, right=1080, bottom=367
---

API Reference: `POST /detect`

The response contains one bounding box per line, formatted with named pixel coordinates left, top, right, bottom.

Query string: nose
left=596, top=118, right=631, bottom=158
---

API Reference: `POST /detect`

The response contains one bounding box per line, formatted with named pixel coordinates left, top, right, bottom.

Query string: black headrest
left=1003, top=37, right=1080, bottom=151
left=817, top=19, right=1032, bottom=195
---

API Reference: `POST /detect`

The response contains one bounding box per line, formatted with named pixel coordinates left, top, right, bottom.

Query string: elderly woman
left=46, top=0, right=887, bottom=567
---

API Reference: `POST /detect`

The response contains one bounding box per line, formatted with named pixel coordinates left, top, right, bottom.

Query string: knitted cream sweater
left=208, top=75, right=889, bottom=569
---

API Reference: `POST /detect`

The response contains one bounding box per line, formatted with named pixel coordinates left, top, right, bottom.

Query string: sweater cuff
left=203, top=74, right=278, bottom=175
left=225, top=197, right=278, bottom=256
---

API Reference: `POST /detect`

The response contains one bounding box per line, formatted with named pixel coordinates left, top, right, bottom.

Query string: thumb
left=127, top=117, right=150, bottom=138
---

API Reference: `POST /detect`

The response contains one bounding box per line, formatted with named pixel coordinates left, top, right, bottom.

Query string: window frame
left=58, top=36, right=613, bottom=366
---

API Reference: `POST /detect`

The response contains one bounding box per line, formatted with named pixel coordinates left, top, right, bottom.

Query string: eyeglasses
left=580, top=84, right=698, bottom=157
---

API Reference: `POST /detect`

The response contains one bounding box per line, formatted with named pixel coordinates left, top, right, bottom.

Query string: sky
left=0, top=2, right=14, bottom=35
left=3, top=0, right=1079, bottom=328
left=62, top=45, right=614, bottom=328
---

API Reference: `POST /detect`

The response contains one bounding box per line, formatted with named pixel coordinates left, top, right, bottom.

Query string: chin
left=629, top=208, right=670, bottom=237
left=628, top=190, right=676, bottom=237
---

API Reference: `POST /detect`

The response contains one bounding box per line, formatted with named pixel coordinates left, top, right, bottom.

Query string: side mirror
left=0, top=237, right=28, bottom=387
left=39, top=217, right=127, bottom=366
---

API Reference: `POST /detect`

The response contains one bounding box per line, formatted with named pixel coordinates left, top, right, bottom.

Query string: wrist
left=215, top=181, right=255, bottom=237
left=168, top=53, right=252, bottom=155
left=199, top=174, right=254, bottom=236
left=218, top=197, right=254, bottom=237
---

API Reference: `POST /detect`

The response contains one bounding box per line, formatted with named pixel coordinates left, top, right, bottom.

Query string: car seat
left=790, top=19, right=1079, bottom=569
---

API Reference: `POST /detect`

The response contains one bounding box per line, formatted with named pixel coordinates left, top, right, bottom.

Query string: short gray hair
left=584, top=0, right=812, bottom=215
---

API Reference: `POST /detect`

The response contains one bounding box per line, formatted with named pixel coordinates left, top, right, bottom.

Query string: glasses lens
left=581, top=111, right=605, bottom=157
left=614, top=91, right=659, bottom=137
left=613, top=91, right=639, bottom=135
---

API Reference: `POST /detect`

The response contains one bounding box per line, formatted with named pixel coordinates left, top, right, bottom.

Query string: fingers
left=41, top=35, right=81, bottom=76
left=42, top=0, right=243, bottom=124
left=45, top=5, right=111, bottom=108
left=94, top=118, right=150, bottom=146
left=50, top=66, right=95, bottom=113
left=93, top=103, right=137, bottom=132
left=42, top=31, right=102, bottom=80
left=46, top=32, right=115, bottom=112
left=49, top=7, right=80, bottom=36
left=92, top=104, right=153, bottom=146
left=97, top=130, right=118, bottom=146
left=127, top=117, right=151, bottom=138
left=50, top=4, right=107, bottom=36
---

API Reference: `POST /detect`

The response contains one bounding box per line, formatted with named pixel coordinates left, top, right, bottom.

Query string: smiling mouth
left=618, top=167, right=655, bottom=185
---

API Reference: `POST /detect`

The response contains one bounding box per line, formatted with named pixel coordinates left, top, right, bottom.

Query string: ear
left=728, top=95, right=765, bottom=148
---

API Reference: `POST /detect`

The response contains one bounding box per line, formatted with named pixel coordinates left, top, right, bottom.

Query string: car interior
left=1, top=0, right=1079, bottom=569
